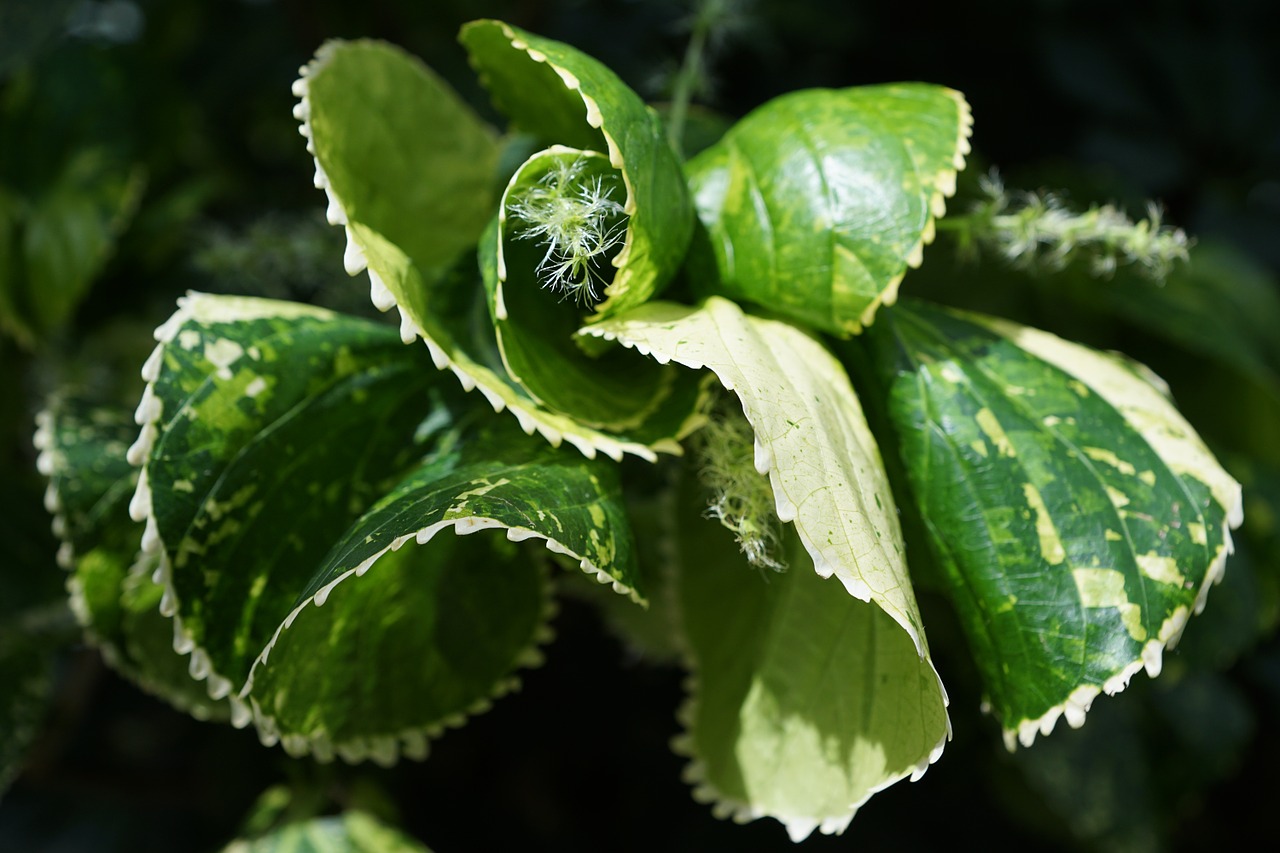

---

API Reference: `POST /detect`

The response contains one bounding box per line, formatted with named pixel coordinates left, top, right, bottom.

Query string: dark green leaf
left=869, top=300, right=1242, bottom=747
left=130, top=294, right=639, bottom=759
left=242, top=420, right=636, bottom=762
left=34, top=398, right=226, bottom=719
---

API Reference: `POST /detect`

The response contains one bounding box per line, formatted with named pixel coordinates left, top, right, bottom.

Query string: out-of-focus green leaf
left=685, top=85, right=971, bottom=336
left=869, top=300, right=1243, bottom=748
left=1059, top=241, right=1280, bottom=394
left=0, top=150, right=143, bottom=346
left=221, top=810, right=431, bottom=853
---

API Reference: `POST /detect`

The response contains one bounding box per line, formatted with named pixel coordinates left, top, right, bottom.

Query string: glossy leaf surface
left=588, top=297, right=930, bottom=651
left=869, top=300, right=1242, bottom=747
left=685, top=85, right=971, bottom=335
left=298, top=37, right=691, bottom=460
left=479, top=147, right=703, bottom=435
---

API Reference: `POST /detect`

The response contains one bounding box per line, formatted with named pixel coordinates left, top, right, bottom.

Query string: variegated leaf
left=242, top=419, right=637, bottom=763
left=586, top=297, right=929, bottom=645
left=586, top=297, right=949, bottom=833
left=128, top=293, right=444, bottom=720
left=128, top=294, right=638, bottom=760
left=673, top=476, right=948, bottom=841
left=33, top=400, right=226, bottom=720
left=867, top=300, right=1243, bottom=748
left=296, top=37, right=696, bottom=462
left=460, top=17, right=692, bottom=318
left=478, top=147, right=705, bottom=434
left=685, top=85, right=972, bottom=336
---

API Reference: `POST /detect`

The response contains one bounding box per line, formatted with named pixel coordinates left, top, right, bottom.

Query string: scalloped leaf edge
left=462, top=19, right=655, bottom=320
left=123, top=296, right=642, bottom=759
left=964, top=314, right=1245, bottom=751
left=859, top=88, right=973, bottom=333
left=670, top=669, right=948, bottom=842
left=34, top=407, right=223, bottom=721
left=292, top=40, right=685, bottom=464
left=238, top=517, right=565, bottom=767
left=585, top=312, right=951, bottom=839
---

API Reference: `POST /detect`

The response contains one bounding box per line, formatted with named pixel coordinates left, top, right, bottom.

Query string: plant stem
left=666, top=1, right=715, bottom=158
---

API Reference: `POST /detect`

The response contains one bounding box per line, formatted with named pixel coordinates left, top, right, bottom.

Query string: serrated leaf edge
left=123, top=294, right=340, bottom=727
left=35, top=405, right=224, bottom=721
left=584, top=302, right=938, bottom=658
left=586, top=315, right=950, bottom=839
left=462, top=20, right=655, bottom=320
left=853, top=88, right=973, bottom=333
left=123, top=297, right=633, bottom=757
left=241, top=532, right=561, bottom=767
left=292, top=42, right=681, bottom=464
left=664, top=549, right=947, bottom=842
left=955, top=313, right=1244, bottom=751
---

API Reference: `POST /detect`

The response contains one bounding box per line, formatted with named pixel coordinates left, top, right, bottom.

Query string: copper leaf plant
left=17, top=10, right=1259, bottom=846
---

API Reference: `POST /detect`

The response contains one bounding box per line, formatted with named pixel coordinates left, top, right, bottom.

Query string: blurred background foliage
left=1, top=0, right=1277, bottom=850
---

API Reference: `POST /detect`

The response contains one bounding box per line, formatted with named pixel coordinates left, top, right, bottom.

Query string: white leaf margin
left=292, top=40, right=689, bottom=464
left=120, top=293, right=621, bottom=763
left=587, top=296, right=950, bottom=839
left=962, top=312, right=1245, bottom=750
left=34, top=404, right=223, bottom=721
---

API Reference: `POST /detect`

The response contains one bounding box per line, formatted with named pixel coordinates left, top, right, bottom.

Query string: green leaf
left=0, top=150, right=143, bottom=346
left=34, top=398, right=227, bottom=720
left=460, top=18, right=692, bottom=318
left=685, top=85, right=972, bottom=336
left=241, top=420, right=636, bottom=761
left=297, top=39, right=692, bottom=461
left=478, top=147, right=705, bottom=435
left=128, top=293, right=442, bottom=712
left=129, top=294, right=638, bottom=759
left=1066, top=241, right=1280, bottom=393
left=221, top=810, right=431, bottom=853
left=868, top=300, right=1243, bottom=748
left=298, top=39, right=498, bottom=285
left=587, top=297, right=950, bottom=833
left=587, top=297, right=931, bottom=647
left=672, top=479, right=948, bottom=841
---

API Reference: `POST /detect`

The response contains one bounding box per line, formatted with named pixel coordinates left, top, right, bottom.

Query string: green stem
left=667, top=2, right=715, bottom=158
